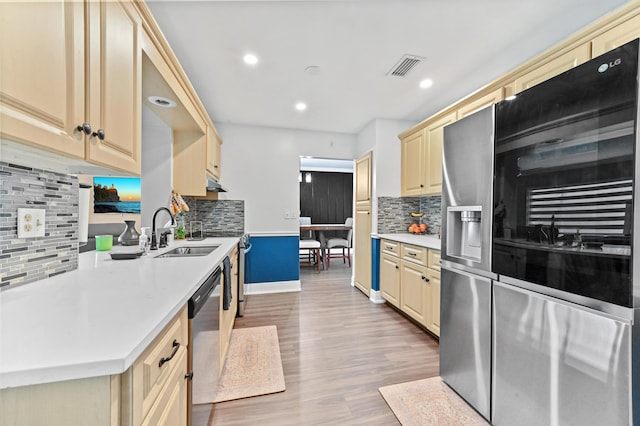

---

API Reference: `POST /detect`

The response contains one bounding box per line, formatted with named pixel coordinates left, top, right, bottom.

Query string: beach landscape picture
left=93, top=177, right=141, bottom=214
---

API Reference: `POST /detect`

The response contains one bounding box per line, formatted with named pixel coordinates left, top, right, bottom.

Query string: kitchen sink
left=155, top=245, right=220, bottom=258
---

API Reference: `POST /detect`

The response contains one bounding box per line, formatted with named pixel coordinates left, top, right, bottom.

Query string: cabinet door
left=426, top=268, right=440, bottom=336
left=400, top=130, right=426, bottom=196
left=354, top=207, right=372, bottom=297
left=141, top=347, right=187, bottom=426
left=592, top=14, right=640, bottom=57
left=514, top=44, right=590, bottom=94
left=400, top=261, right=428, bottom=324
left=380, top=253, right=401, bottom=307
left=355, top=152, right=372, bottom=207
left=457, top=88, right=504, bottom=119
left=0, top=1, right=85, bottom=158
left=424, top=112, right=456, bottom=195
left=173, top=130, right=207, bottom=196
left=207, top=126, right=222, bottom=179
left=86, top=0, right=141, bottom=175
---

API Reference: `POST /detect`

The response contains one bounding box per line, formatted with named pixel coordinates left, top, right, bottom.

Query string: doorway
left=299, top=157, right=354, bottom=269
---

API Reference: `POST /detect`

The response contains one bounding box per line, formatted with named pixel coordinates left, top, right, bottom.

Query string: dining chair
left=299, top=217, right=321, bottom=270
left=326, top=217, right=353, bottom=267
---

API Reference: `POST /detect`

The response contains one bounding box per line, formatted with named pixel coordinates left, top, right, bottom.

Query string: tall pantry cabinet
left=354, top=152, right=373, bottom=297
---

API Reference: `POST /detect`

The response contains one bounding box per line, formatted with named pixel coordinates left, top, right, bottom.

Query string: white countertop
left=0, top=237, right=239, bottom=390
left=375, top=233, right=442, bottom=250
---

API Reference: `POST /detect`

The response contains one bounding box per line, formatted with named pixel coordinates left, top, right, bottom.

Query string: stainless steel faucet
left=150, top=207, right=175, bottom=250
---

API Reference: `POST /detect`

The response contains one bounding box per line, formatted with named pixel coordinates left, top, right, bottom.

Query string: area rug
left=379, top=376, right=489, bottom=426
left=193, top=325, right=285, bottom=404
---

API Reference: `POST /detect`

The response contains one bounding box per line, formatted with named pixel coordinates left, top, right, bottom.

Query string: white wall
left=217, top=123, right=356, bottom=234
left=140, top=105, right=173, bottom=229
left=374, top=119, right=414, bottom=197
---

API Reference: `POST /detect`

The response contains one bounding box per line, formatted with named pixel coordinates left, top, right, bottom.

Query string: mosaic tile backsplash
left=0, top=162, right=79, bottom=288
left=182, top=198, right=245, bottom=237
left=378, top=195, right=441, bottom=235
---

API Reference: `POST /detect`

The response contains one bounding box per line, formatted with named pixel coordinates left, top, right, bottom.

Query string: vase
left=118, top=220, right=140, bottom=246
left=175, top=215, right=186, bottom=240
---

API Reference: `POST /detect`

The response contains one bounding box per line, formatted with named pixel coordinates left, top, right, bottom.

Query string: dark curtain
left=300, top=171, right=353, bottom=239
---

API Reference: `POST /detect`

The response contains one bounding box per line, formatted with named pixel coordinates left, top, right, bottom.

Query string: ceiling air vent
left=387, top=54, right=425, bottom=77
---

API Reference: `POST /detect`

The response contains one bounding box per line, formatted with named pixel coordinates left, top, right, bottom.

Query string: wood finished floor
left=193, top=261, right=440, bottom=426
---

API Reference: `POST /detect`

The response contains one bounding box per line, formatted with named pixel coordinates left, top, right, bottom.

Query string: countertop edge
left=375, top=233, right=442, bottom=250
left=0, top=237, right=240, bottom=390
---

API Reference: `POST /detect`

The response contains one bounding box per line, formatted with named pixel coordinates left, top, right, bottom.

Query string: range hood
left=206, top=177, right=228, bottom=192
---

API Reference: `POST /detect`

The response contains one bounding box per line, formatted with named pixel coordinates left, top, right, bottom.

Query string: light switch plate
left=18, top=208, right=46, bottom=238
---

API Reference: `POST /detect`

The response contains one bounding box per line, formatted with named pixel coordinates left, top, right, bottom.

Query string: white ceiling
left=146, top=0, right=628, bottom=135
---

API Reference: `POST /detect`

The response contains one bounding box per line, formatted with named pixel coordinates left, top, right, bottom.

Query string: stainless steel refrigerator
left=440, top=105, right=496, bottom=421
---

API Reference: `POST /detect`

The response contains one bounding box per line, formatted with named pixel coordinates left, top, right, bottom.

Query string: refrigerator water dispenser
left=446, top=206, right=482, bottom=262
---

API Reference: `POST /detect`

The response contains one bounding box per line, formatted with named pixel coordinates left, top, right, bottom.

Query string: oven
left=492, top=38, right=638, bottom=311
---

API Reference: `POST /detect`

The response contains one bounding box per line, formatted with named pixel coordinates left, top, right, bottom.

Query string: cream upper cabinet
left=400, top=130, right=426, bottom=196
left=424, top=111, right=456, bottom=195
left=0, top=0, right=141, bottom=175
left=355, top=151, right=372, bottom=207
left=514, top=43, right=591, bottom=94
left=85, top=0, right=142, bottom=175
left=457, top=88, right=504, bottom=119
left=592, top=14, right=640, bottom=56
left=207, top=126, right=222, bottom=179
left=401, top=111, right=455, bottom=197
left=0, top=1, right=85, bottom=159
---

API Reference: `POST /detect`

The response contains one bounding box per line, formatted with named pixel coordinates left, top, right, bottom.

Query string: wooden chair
left=326, top=217, right=353, bottom=268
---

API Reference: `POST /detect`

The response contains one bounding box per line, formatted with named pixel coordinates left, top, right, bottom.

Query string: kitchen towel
left=223, top=256, right=232, bottom=310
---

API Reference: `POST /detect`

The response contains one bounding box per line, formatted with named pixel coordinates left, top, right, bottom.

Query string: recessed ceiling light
left=295, top=102, right=307, bottom=111
left=419, top=79, right=433, bottom=89
left=243, top=54, right=258, bottom=66
left=148, top=96, right=176, bottom=108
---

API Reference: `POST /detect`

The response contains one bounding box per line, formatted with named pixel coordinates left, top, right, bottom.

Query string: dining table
left=299, top=223, right=352, bottom=269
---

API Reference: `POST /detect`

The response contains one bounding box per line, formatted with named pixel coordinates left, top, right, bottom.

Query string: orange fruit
left=420, top=223, right=427, bottom=232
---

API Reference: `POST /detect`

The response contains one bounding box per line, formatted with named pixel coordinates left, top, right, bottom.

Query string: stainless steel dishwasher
left=187, top=266, right=221, bottom=425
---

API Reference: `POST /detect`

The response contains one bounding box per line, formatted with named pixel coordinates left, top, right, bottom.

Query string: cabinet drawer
left=381, top=239, right=400, bottom=256
left=141, top=345, right=187, bottom=426
left=401, top=244, right=428, bottom=266
left=428, top=249, right=441, bottom=271
left=135, top=307, right=188, bottom=422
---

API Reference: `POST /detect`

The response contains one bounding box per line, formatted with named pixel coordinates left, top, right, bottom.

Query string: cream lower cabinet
left=380, top=239, right=440, bottom=336
left=380, top=252, right=401, bottom=308
left=0, top=307, right=188, bottom=426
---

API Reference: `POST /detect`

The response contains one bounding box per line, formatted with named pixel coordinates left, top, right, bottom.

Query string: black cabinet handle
left=158, top=340, right=180, bottom=368
left=92, top=129, right=105, bottom=140
left=395, top=265, right=399, bottom=269
left=185, top=372, right=193, bottom=381
left=77, top=122, right=92, bottom=135
left=420, top=184, right=424, bottom=188
left=422, top=276, right=430, bottom=282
